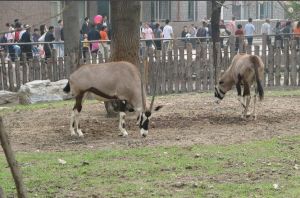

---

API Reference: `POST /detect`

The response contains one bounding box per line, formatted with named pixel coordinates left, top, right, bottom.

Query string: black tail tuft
left=250, top=55, right=264, bottom=100
left=63, top=81, right=70, bottom=93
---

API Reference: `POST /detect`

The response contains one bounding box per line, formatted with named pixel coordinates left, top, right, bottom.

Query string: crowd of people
left=1, top=16, right=300, bottom=62
left=0, top=15, right=110, bottom=62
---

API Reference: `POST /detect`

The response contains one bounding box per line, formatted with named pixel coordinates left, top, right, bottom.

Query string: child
left=235, top=24, right=244, bottom=53
left=82, top=34, right=89, bottom=63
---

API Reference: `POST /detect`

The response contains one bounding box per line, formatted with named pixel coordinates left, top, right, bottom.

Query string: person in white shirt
left=261, top=18, right=272, bottom=45
left=162, top=19, right=173, bottom=51
left=244, top=18, right=255, bottom=46
left=142, top=23, right=154, bottom=48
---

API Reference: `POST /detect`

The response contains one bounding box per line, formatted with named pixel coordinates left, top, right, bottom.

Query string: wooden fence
left=0, top=35, right=299, bottom=94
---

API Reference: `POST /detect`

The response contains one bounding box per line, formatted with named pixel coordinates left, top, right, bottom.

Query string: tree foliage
left=284, top=1, right=300, bottom=19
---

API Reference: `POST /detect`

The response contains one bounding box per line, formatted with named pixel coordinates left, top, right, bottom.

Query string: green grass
left=1, top=136, right=300, bottom=197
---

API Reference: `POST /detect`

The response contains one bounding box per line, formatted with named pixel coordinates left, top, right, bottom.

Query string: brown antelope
left=63, top=61, right=162, bottom=138
left=215, top=54, right=264, bottom=119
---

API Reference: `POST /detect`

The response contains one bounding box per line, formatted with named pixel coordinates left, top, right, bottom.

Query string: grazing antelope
left=63, top=61, right=162, bottom=138
left=215, top=54, right=264, bottom=119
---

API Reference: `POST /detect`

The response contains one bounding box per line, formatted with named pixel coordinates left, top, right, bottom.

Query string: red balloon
left=94, top=15, right=103, bottom=24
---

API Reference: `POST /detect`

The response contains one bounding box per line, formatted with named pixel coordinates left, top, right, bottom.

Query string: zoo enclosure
left=0, top=34, right=299, bottom=94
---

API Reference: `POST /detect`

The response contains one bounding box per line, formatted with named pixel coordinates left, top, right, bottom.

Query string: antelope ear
left=154, top=105, right=163, bottom=111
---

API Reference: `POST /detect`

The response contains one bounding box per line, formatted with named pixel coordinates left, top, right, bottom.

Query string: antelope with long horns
left=215, top=54, right=264, bottom=119
left=63, top=61, right=162, bottom=137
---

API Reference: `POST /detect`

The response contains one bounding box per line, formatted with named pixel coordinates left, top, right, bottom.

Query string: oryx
left=63, top=61, right=162, bottom=137
left=215, top=54, right=264, bottom=119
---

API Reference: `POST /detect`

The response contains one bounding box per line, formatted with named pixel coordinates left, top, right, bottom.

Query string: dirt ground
left=2, top=92, right=300, bottom=152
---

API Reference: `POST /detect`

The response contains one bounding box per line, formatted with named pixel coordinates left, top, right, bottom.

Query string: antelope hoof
left=71, top=129, right=76, bottom=136
left=119, top=131, right=128, bottom=137
left=77, top=129, right=84, bottom=137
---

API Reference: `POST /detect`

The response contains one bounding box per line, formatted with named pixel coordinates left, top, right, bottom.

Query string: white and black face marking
left=139, top=111, right=151, bottom=137
left=215, top=81, right=226, bottom=100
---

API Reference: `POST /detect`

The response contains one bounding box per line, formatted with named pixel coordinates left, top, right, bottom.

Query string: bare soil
left=2, top=92, right=300, bottom=152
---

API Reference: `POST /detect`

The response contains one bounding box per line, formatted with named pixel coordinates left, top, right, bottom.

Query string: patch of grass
left=0, top=136, right=300, bottom=197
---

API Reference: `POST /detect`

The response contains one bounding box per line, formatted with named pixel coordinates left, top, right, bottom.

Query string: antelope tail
left=250, top=55, right=264, bottom=100
left=63, top=81, right=70, bottom=93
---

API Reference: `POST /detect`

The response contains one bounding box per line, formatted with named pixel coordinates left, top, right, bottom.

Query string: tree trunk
left=211, top=0, right=224, bottom=84
left=0, top=117, right=28, bottom=198
left=104, top=0, right=141, bottom=117
left=63, top=1, right=81, bottom=73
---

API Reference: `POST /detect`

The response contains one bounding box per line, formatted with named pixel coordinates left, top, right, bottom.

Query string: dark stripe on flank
left=87, top=87, right=118, bottom=100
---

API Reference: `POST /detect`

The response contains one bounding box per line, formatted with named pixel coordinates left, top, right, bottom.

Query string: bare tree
left=104, top=0, right=141, bottom=117
left=63, top=1, right=81, bottom=73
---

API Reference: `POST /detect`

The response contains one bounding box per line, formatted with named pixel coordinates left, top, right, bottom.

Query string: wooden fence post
left=202, top=42, right=208, bottom=90
left=58, top=57, right=63, bottom=80
left=179, top=46, right=186, bottom=92
left=187, top=43, right=193, bottom=92
left=2, top=55, right=9, bottom=90
left=155, top=50, right=162, bottom=95
left=223, top=44, right=229, bottom=70
left=267, top=44, right=274, bottom=87
left=195, top=42, right=201, bottom=91
left=283, top=38, right=290, bottom=86
left=46, top=58, right=52, bottom=81
left=167, top=49, right=173, bottom=93
left=290, top=39, right=297, bottom=86
left=21, top=54, right=28, bottom=85
left=0, top=117, right=28, bottom=198
left=52, top=49, right=58, bottom=81
left=228, top=35, right=235, bottom=62
left=15, top=58, right=21, bottom=90
left=173, top=42, right=179, bottom=93
left=8, top=61, right=14, bottom=91
left=238, top=35, right=245, bottom=53
left=40, top=59, right=46, bottom=80
left=0, top=53, right=4, bottom=90
left=27, top=59, right=33, bottom=82
left=32, top=57, right=39, bottom=81
left=91, top=53, right=97, bottom=64
left=208, top=42, right=214, bottom=90
left=148, top=48, right=155, bottom=95
left=274, top=40, right=282, bottom=86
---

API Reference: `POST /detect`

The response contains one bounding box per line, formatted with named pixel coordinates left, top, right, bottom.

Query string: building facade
left=0, top=1, right=286, bottom=33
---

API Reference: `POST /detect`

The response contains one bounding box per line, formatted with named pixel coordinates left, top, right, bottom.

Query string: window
left=150, top=1, right=171, bottom=21
left=188, top=0, right=195, bottom=21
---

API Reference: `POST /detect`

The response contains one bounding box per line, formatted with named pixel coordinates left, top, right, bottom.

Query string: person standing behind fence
left=261, top=19, right=272, bottom=46
left=153, top=23, right=162, bottom=50
left=99, top=26, right=110, bottom=57
left=54, top=19, right=64, bottom=57
left=142, top=23, right=154, bottom=49
left=226, top=16, right=236, bottom=35
left=88, top=23, right=100, bottom=55
left=281, top=21, right=292, bottom=39
left=44, top=26, right=55, bottom=59
left=196, top=21, right=207, bottom=43
left=19, top=24, right=33, bottom=60
left=189, top=24, right=197, bottom=48
left=162, top=19, right=173, bottom=51
left=293, top=21, right=300, bottom=50
left=31, top=28, right=40, bottom=57
left=81, top=17, right=91, bottom=35
left=274, top=21, right=283, bottom=49
left=181, top=26, right=189, bottom=48
left=82, top=34, right=89, bottom=63
left=235, top=24, right=244, bottom=53
left=244, top=17, right=255, bottom=46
